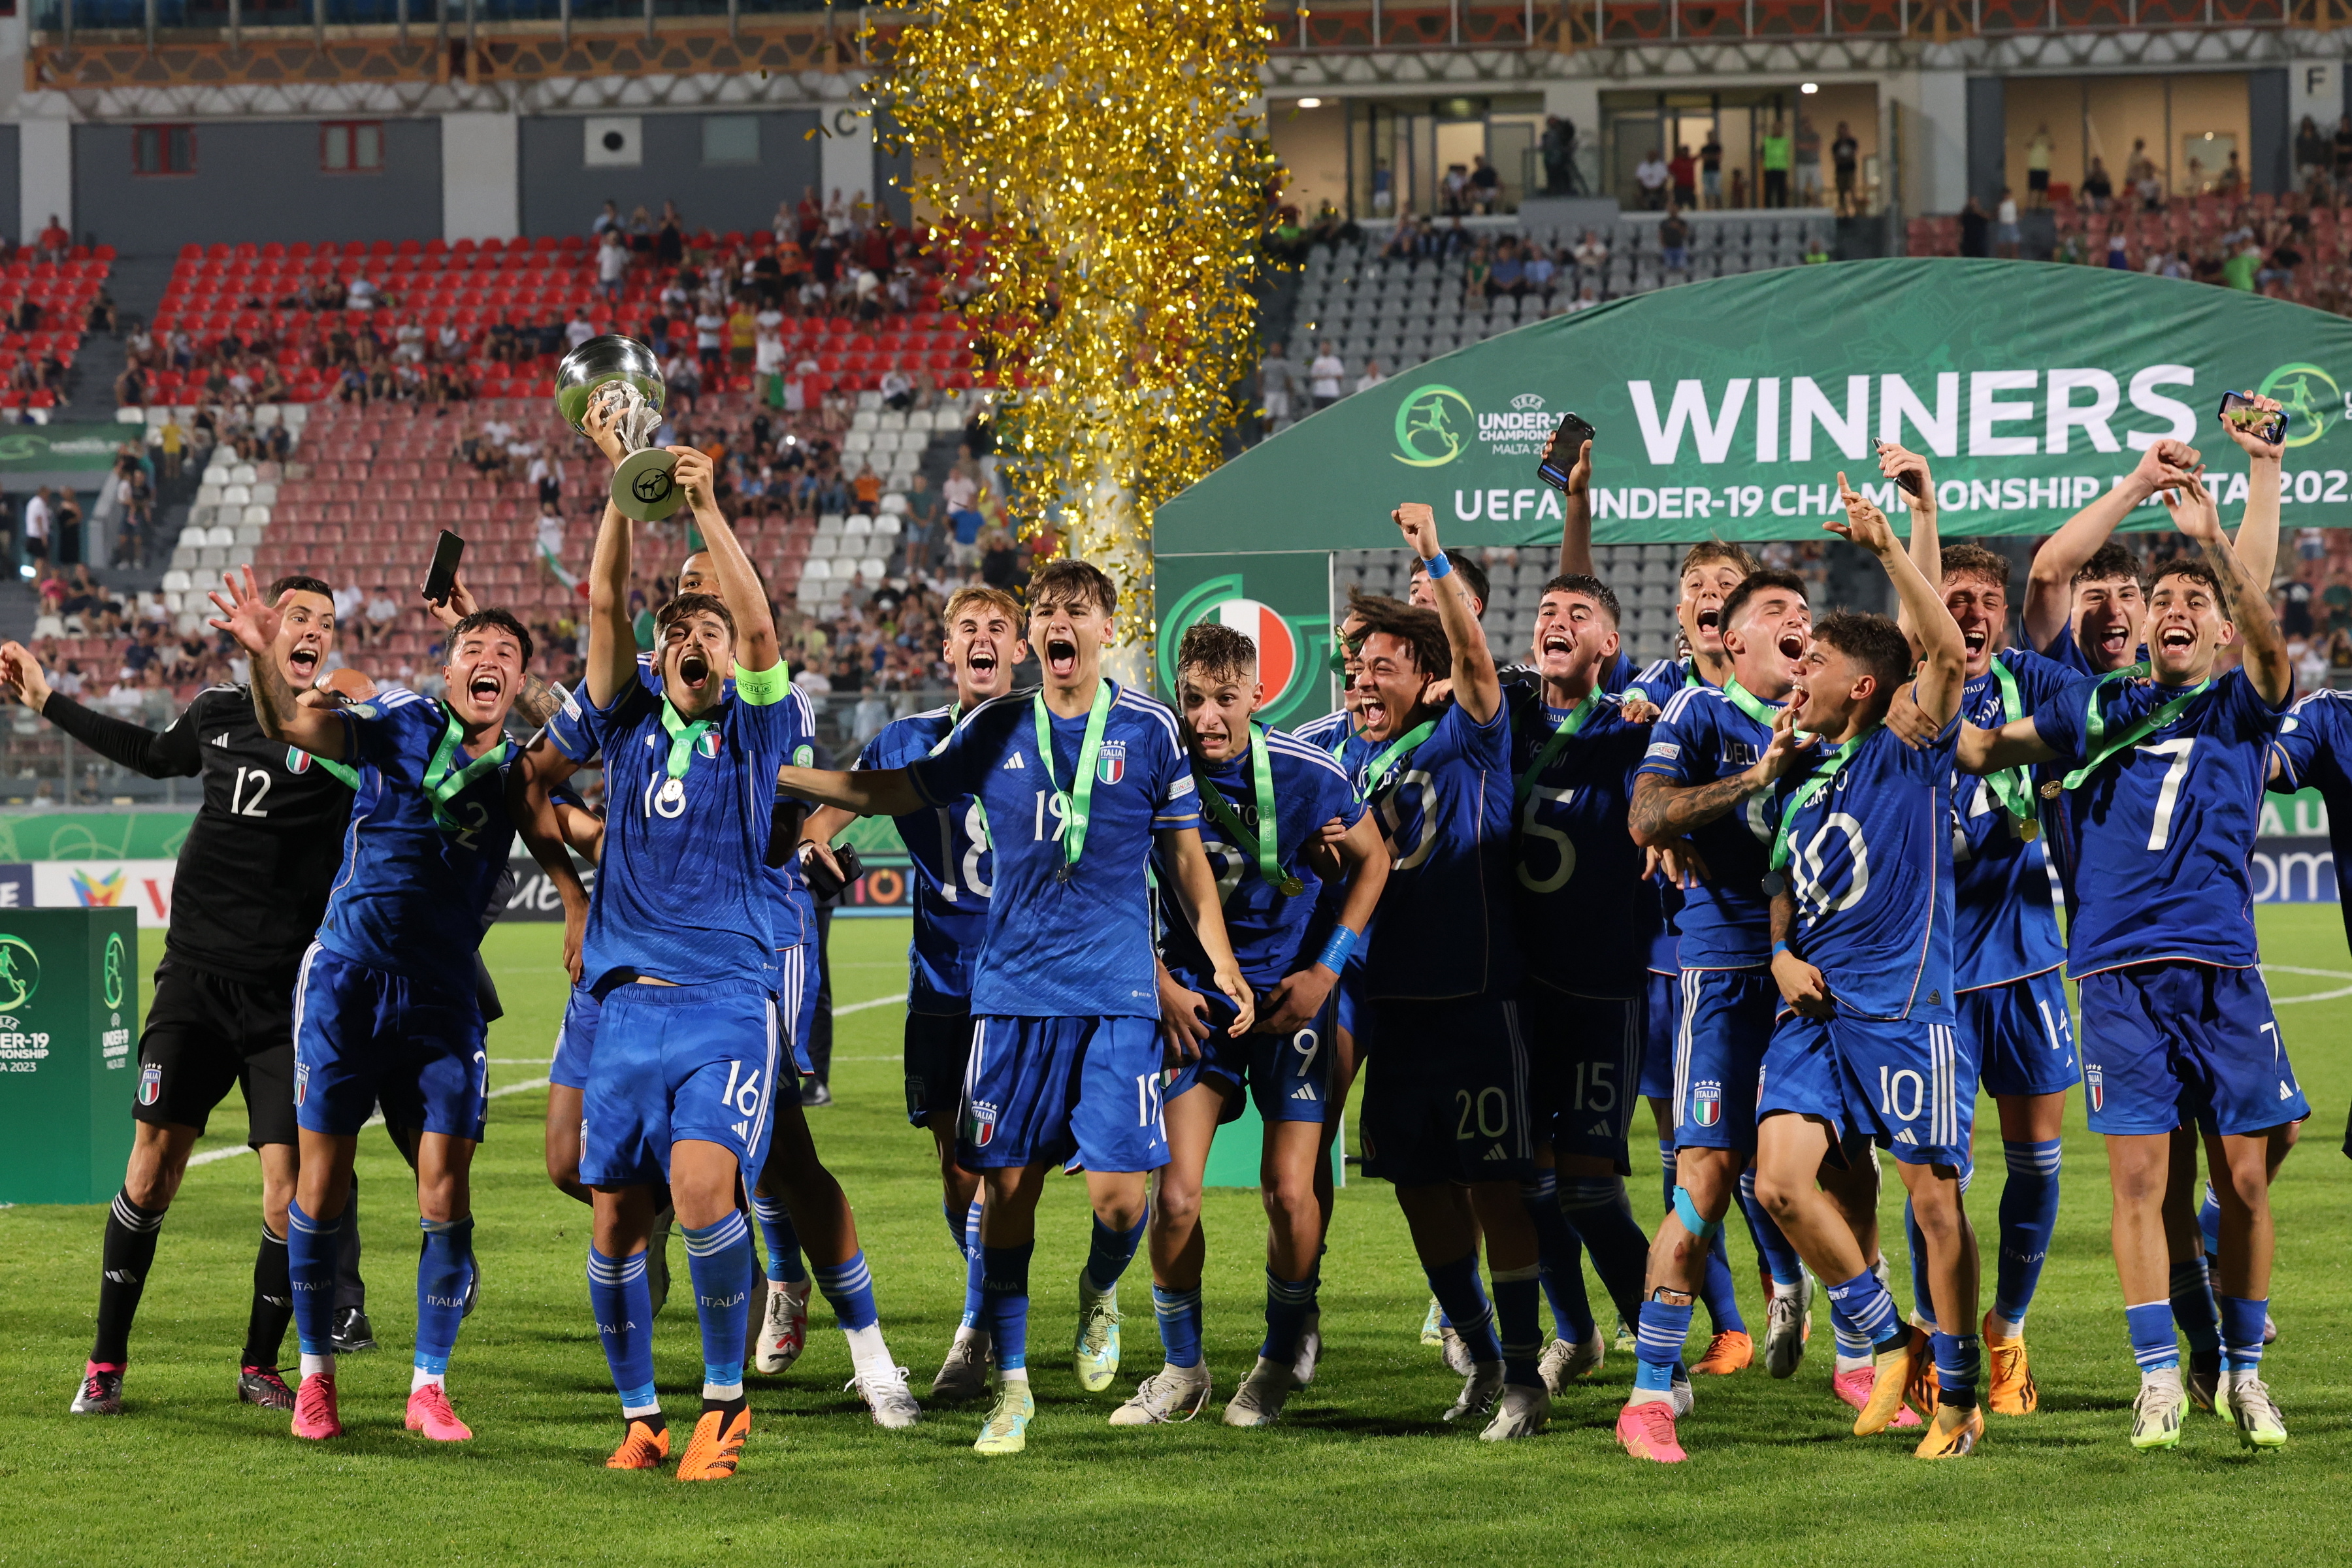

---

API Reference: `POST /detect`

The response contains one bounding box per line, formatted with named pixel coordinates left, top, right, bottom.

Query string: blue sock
left=1931, top=1330, right=1982, bottom=1409
left=1152, top=1284, right=1205, bottom=1369
left=1823, top=1268, right=1903, bottom=1353
left=2198, top=1180, right=2223, bottom=1257
left=959, top=1201, right=987, bottom=1332
left=1560, top=1175, right=1653, bottom=1331
left=415, top=1216, right=474, bottom=1377
left=1520, top=1172, right=1593, bottom=1343
left=2127, top=1299, right=2180, bottom=1373
left=2170, top=1257, right=2222, bottom=1360
left=749, top=1193, right=807, bottom=1285
left=1738, top=1168, right=1804, bottom=1289
left=1262, top=1271, right=1314, bottom=1364
left=1904, top=1198, right=1935, bottom=1327
left=1083, top=1213, right=1145, bottom=1296
left=1490, top=1264, right=1543, bottom=1389
left=286, top=1199, right=340, bottom=1362
left=2217, top=1295, right=2269, bottom=1373
left=982, top=1242, right=1034, bottom=1371
left=587, top=1246, right=659, bottom=1416
left=1422, top=1250, right=1502, bottom=1364
left=945, top=1198, right=970, bottom=1259
left=1634, top=1295, right=1694, bottom=1391
left=1699, top=1232, right=1746, bottom=1334
left=811, top=1248, right=879, bottom=1332
left=681, top=1211, right=755, bottom=1399
left=1993, top=1139, right=2061, bottom=1330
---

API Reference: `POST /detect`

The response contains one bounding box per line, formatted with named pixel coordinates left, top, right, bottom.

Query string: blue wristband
left=1316, top=926, right=1357, bottom=973
left=1771, top=939, right=1790, bottom=956
left=1424, top=552, right=1453, bottom=580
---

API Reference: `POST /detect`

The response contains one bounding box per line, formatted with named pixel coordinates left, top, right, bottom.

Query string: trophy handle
left=612, top=448, right=685, bottom=522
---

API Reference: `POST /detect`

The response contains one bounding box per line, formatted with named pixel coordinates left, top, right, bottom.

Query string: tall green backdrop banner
left=1156, top=259, right=2352, bottom=553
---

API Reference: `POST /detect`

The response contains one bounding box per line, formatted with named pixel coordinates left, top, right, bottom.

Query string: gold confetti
left=868, top=1, right=1276, bottom=655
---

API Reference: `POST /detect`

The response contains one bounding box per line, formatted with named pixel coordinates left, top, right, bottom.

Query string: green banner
left=0, top=423, right=139, bottom=473
left=0, top=811, right=191, bottom=860
left=1159, top=259, right=2352, bottom=550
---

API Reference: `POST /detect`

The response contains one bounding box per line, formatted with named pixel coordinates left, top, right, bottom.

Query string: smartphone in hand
left=2217, top=390, right=2289, bottom=446
left=421, top=530, right=466, bottom=607
left=1537, top=412, right=1596, bottom=491
left=1872, top=436, right=1922, bottom=497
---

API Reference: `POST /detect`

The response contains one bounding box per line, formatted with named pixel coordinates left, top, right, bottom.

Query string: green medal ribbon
left=423, top=712, right=511, bottom=829
left=1194, top=723, right=1304, bottom=898
left=308, top=751, right=360, bottom=791
left=2049, top=663, right=2212, bottom=795
left=1981, top=657, right=2039, bottom=835
left=659, top=699, right=716, bottom=782
left=1034, top=681, right=1113, bottom=879
left=1768, top=727, right=1877, bottom=872
left=1360, top=719, right=1436, bottom=802
left=1514, top=690, right=1601, bottom=808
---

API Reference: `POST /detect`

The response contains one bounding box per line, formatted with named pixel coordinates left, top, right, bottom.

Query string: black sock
left=700, top=1390, right=746, bottom=1422
left=93, top=1189, right=167, bottom=1365
left=240, top=1225, right=293, bottom=1370
left=630, top=1411, right=668, bottom=1437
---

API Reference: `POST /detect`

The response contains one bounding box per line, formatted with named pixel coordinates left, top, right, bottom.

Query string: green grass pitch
left=7, top=911, right=2352, bottom=1565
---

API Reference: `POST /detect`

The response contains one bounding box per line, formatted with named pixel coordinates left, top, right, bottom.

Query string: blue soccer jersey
left=1951, top=647, right=2073, bottom=990
left=909, top=679, right=1197, bottom=1020
left=1361, top=698, right=1520, bottom=1002
left=860, top=703, right=993, bottom=1011
left=757, top=682, right=822, bottom=958
left=1507, top=682, right=1655, bottom=1000
left=2271, top=689, right=2352, bottom=956
left=1775, top=721, right=1960, bottom=1021
left=1622, top=655, right=1703, bottom=708
left=572, top=671, right=809, bottom=990
left=2031, top=666, right=2287, bottom=976
left=1635, top=684, right=1778, bottom=968
left=1154, top=727, right=1363, bottom=992
left=317, top=688, right=517, bottom=985
left=1290, top=706, right=1373, bottom=781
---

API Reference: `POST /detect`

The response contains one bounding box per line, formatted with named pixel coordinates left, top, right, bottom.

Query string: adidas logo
left=1894, top=1128, right=1917, bottom=1145
left=210, top=734, right=230, bottom=747
left=1003, top=752, right=1025, bottom=770
left=732, top=1119, right=751, bottom=1139
left=2280, top=1081, right=2295, bottom=1100
left=1289, top=1084, right=1318, bottom=1101
left=1482, top=1146, right=1507, bottom=1161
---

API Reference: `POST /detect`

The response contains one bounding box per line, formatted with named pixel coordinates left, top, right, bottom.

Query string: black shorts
left=1520, top=981, right=1645, bottom=1174
left=2027, top=168, right=2050, bottom=191
left=1358, top=996, right=1534, bottom=1186
left=904, top=1007, right=973, bottom=1127
left=135, top=957, right=298, bottom=1147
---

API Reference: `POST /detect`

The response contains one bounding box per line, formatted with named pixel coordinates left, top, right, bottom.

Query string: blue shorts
left=1957, top=968, right=2078, bottom=1100
left=1520, top=979, right=1644, bottom=1173
left=778, top=941, right=817, bottom=1077
left=549, top=984, right=602, bottom=1091
left=1640, top=969, right=1678, bottom=1102
left=580, top=978, right=783, bottom=1187
left=1359, top=996, right=1535, bottom=1186
left=904, top=1007, right=972, bottom=1126
left=1163, top=985, right=1333, bottom=1126
left=293, top=942, right=487, bottom=1141
left=1761, top=1009, right=1972, bottom=1168
left=2076, top=962, right=2310, bottom=1138
left=1673, top=967, right=1774, bottom=1154
left=960, top=1014, right=1168, bottom=1173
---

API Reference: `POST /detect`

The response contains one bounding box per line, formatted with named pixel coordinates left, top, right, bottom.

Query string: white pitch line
left=834, top=993, right=907, bottom=1016
left=2261, top=963, right=2352, bottom=979
left=184, top=1077, right=552, bottom=1168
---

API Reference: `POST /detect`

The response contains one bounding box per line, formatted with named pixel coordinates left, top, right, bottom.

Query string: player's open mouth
left=2095, top=623, right=2132, bottom=652
left=1541, top=630, right=1574, bottom=657
left=2158, top=627, right=2195, bottom=651
left=966, top=647, right=998, bottom=677
left=678, top=653, right=711, bottom=689
left=1359, top=696, right=1390, bottom=732
left=1777, top=630, right=1806, bottom=661
left=287, top=647, right=318, bottom=680
left=1695, top=608, right=1720, bottom=633
left=1044, top=636, right=1077, bottom=678
left=1963, top=629, right=1987, bottom=655
left=468, top=673, right=501, bottom=701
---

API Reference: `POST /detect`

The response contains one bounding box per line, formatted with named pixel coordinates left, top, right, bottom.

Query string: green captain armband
left=732, top=661, right=789, bottom=705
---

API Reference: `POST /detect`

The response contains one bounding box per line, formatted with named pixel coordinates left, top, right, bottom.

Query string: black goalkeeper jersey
left=42, top=684, right=354, bottom=988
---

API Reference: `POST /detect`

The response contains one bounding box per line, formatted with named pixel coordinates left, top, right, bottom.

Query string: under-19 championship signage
left=1156, top=258, right=2352, bottom=552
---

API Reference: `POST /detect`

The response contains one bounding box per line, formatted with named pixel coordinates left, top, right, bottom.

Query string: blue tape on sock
left=1671, top=1185, right=1721, bottom=1243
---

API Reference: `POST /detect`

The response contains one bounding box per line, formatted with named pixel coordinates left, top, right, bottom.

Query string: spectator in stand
left=693, top=302, right=727, bottom=372
left=962, top=404, right=998, bottom=494
left=363, top=585, right=399, bottom=646
left=1668, top=144, right=1698, bottom=209
left=1761, top=119, right=1791, bottom=207
left=2024, top=123, right=2053, bottom=209
left=395, top=314, right=427, bottom=363
left=1635, top=147, right=1669, bottom=210
left=1260, top=344, right=1297, bottom=432
left=1469, top=154, right=1501, bottom=214
left=1832, top=121, right=1861, bottom=215
left=37, top=214, right=69, bottom=263
left=1308, top=340, right=1345, bottom=412
left=24, top=485, right=52, bottom=574
left=1571, top=229, right=1609, bottom=271
left=1568, top=280, right=1601, bottom=312
left=853, top=464, right=883, bottom=511
left=727, top=299, right=757, bottom=371
left=1659, top=205, right=1691, bottom=274
left=593, top=199, right=622, bottom=237
left=947, top=501, right=984, bottom=570
left=1700, top=131, right=1725, bottom=208
left=1356, top=359, right=1386, bottom=396
left=2082, top=156, right=2114, bottom=210
left=2296, top=116, right=2328, bottom=193
left=333, top=580, right=365, bottom=629
left=879, top=365, right=914, bottom=411
left=1993, top=187, right=2020, bottom=258
left=979, top=527, right=1022, bottom=592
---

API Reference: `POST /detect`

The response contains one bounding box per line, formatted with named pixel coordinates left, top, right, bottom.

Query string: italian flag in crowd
left=540, top=538, right=589, bottom=598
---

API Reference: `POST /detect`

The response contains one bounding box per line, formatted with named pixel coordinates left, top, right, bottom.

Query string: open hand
left=206, top=565, right=284, bottom=659
left=1825, top=471, right=1895, bottom=556
left=0, top=640, right=52, bottom=711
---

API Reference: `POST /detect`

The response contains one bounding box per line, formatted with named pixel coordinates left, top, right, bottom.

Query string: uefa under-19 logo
left=2255, top=362, right=2342, bottom=449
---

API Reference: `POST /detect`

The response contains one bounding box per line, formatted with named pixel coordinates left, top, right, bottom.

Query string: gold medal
left=2038, top=780, right=2063, bottom=800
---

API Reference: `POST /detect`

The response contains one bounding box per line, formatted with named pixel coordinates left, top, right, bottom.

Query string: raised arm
left=672, top=446, right=778, bottom=674
left=1, top=640, right=201, bottom=777
left=1548, top=431, right=1596, bottom=580
left=1394, top=502, right=1497, bottom=723
left=2024, top=438, right=2197, bottom=651
left=2165, top=471, right=2291, bottom=706
left=1832, top=472, right=1965, bottom=727
left=207, top=567, right=346, bottom=759
left=1876, top=442, right=1939, bottom=646
left=2220, top=391, right=2285, bottom=596
left=1155, top=823, right=1256, bottom=1036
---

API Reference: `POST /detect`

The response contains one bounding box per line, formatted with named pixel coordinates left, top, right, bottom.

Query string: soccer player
left=1350, top=503, right=1546, bottom=1441
left=1618, top=563, right=1821, bottom=1458
left=531, top=444, right=808, bottom=1478
left=208, top=565, right=533, bottom=1445
left=776, top=558, right=1251, bottom=1455
left=6, top=583, right=349, bottom=1417
left=1958, top=468, right=2304, bottom=1451
left=1752, top=475, right=1980, bottom=1460
left=1128, top=621, right=1385, bottom=1428
left=799, top=584, right=1027, bottom=1402
left=1507, top=570, right=1673, bottom=1392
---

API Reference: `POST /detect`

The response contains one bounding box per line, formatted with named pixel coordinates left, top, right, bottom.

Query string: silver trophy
left=555, top=334, right=683, bottom=523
